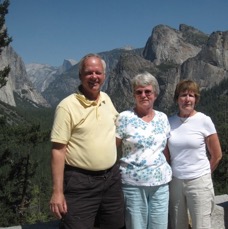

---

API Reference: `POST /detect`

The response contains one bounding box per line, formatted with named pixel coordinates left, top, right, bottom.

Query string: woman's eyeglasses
left=134, top=90, right=153, bottom=96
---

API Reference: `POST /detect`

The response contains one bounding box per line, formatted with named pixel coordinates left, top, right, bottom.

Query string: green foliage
left=0, top=107, right=54, bottom=226
left=0, top=69, right=227, bottom=226
left=183, top=32, right=208, bottom=47
left=0, top=65, right=10, bottom=87
left=0, top=0, right=12, bottom=49
left=14, top=92, right=55, bottom=130
left=156, top=62, right=178, bottom=73
left=0, top=0, right=12, bottom=88
left=25, top=180, right=53, bottom=224
left=197, top=78, right=228, bottom=195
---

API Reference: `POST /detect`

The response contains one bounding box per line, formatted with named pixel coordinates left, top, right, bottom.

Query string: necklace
left=178, top=110, right=196, bottom=123
left=179, top=117, right=189, bottom=123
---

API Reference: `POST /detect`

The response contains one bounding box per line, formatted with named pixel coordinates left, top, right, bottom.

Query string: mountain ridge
left=0, top=23, right=227, bottom=113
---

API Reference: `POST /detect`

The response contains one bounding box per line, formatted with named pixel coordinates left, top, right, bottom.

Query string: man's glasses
left=134, top=90, right=153, bottom=96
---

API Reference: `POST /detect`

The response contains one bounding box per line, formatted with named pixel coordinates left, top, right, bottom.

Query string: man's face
left=80, top=57, right=105, bottom=95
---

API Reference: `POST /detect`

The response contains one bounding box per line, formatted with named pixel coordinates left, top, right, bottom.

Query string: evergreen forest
left=0, top=78, right=227, bottom=227
left=0, top=0, right=227, bottom=226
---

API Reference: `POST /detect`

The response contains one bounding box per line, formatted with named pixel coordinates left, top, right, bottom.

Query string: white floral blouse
left=116, top=109, right=172, bottom=186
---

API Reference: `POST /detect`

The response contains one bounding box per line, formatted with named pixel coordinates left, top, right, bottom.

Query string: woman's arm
left=163, top=144, right=171, bottom=164
left=116, top=137, right=122, bottom=147
left=206, top=133, right=222, bottom=173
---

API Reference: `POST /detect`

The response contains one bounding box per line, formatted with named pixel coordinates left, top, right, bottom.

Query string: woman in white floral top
left=116, top=72, right=172, bottom=229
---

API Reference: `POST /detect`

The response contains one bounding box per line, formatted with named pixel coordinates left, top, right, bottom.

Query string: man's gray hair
left=78, top=53, right=106, bottom=75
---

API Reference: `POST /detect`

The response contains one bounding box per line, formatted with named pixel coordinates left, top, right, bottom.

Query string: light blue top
left=116, top=109, right=172, bottom=186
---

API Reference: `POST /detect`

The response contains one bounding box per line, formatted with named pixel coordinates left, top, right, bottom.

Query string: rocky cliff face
left=1, top=24, right=227, bottom=112
left=58, top=59, right=77, bottom=74
left=26, top=63, right=58, bottom=93
left=107, top=53, right=156, bottom=111
left=41, top=24, right=227, bottom=112
left=108, top=25, right=228, bottom=112
left=143, top=24, right=203, bottom=65
left=180, top=31, right=228, bottom=88
left=0, top=46, right=49, bottom=107
left=1, top=195, right=227, bottom=229
left=41, top=48, right=143, bottom=107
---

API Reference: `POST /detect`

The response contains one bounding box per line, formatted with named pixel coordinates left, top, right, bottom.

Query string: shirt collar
left=75, top=85, right=105, bottom=107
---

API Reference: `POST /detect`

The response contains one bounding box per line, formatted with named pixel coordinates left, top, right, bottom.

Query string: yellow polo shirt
left=51, top=91, right=118, bottom=170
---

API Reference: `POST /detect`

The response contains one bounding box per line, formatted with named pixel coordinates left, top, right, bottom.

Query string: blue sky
left=5, top=0, right=228, bottom=67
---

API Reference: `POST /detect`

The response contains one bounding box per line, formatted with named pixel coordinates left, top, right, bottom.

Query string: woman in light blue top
left=116, top=72, right=172, bottom=229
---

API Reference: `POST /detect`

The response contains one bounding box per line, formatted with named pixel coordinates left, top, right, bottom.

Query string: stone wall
left=1, top=195, right=227, bottom=229
left=212, top=194, right=228, bottom=229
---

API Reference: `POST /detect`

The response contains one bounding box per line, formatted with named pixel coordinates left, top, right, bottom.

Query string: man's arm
left=50, top=142, right=67, bottom=219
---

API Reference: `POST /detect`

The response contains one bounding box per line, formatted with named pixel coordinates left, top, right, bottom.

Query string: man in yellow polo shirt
left=49, top=53, right=125, bottom=229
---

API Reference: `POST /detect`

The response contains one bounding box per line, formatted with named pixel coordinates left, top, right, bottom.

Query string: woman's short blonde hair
left=174, top=80, right=200, bottom=104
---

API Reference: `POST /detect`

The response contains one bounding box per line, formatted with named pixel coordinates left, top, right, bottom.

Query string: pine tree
left=0, top=0, right=12, bottom=88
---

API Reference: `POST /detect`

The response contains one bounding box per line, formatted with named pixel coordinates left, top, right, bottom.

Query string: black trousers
left=59, top=163, right=125, bottom=229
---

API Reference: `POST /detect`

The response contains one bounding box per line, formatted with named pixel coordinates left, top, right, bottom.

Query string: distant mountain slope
left=0, top=23, right=227, bottom=113
left=41, top=24, right=228, bottom=112
left=26, top=59, right=77, bottom=93
left=26, top=63, right=58, bottom=93
left=0, top=46, right=49, bottom=107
